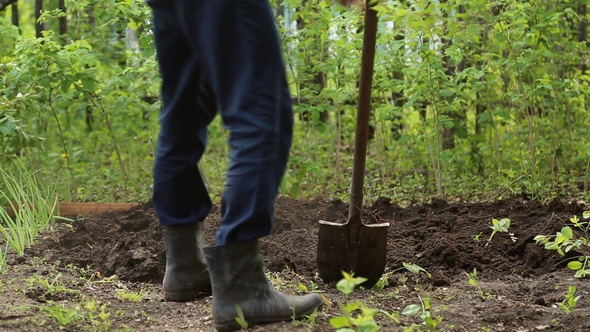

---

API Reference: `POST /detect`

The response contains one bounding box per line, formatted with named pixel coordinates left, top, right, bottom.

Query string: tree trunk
left=579, top=3, right=587, bottom=73
left=35, top=0, right=43, bottom=38
left=88, top=4, right=95, bottom=28
left=11, top=1, right=18, bottom=26
left=58, top=0, right=67, bottom=36
left=296, top=1, right=329, bottom=123
left=0, top=0, right=17, bottom=11
left=440, top=3, right=466, bottom=151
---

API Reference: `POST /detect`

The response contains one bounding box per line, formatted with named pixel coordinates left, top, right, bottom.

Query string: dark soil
left=1, top=196, right=590, bottom=331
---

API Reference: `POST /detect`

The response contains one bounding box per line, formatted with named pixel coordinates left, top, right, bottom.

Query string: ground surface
left=1, top=196, right=590, bottom=331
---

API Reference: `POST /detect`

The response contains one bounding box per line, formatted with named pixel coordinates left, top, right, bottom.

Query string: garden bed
left=1, top=196, right=589, bottom=331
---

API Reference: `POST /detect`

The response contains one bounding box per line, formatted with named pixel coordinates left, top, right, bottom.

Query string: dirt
left=1, top=196, right=590, bottom=331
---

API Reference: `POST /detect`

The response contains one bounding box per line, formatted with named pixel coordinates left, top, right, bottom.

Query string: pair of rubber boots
left=162, top=223, right=324, bottom=331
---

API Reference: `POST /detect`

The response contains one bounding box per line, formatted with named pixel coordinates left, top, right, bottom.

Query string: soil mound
left=26, top=197, right=588, bottom=285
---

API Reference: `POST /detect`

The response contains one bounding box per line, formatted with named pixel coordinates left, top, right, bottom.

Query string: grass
left=0, top=159, right=65, bottom=265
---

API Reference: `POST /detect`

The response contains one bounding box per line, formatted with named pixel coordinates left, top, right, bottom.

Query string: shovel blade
left=317, top=220, right=389, bottom=288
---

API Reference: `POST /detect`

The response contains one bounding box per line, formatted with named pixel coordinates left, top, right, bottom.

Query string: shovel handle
left=349, top=1, right=378, bottom=221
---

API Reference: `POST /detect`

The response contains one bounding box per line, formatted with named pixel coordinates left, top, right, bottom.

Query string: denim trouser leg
left=149, top=0, right=293, bottom=245
left=150, top=0, right=216, bottom=228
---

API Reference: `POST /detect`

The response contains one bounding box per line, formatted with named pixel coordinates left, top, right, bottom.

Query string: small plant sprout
left=534, top=211, right=590, bottom=278
left=336, top=271, right=368, bottom=302
left=84, top=300, right=112, bottom=331
left=402, top=262, right=431, bottom=278
left=486, top=218, right=512, bottom=247
left=235, top=305, right=248, bottom=330
left=556, top=285, right=580, bottom=315
left=474, top=231, right=483, bottom=242
left=401, top=295, right=444, bottom=329
left=330, top=271, right=380, bottom=332
left=388, top=262, right=431, bottom=280
left=465, top=268, right=485, bottom=299
left=372, top=271, right=392, bottom=291
left=17, top=303, right=83, bottom=329
left=292, top=308, right=319, bottom=328
left=116, top=288, right=148, bottom=302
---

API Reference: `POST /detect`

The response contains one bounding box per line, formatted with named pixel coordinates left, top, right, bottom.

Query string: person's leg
left=175, top=0, right=293, bottom=245
left=149, top=0, right=216, bottom=226
left=148, top=0, right=217, bottom=301
left=173, top=0, right=322, bottom=329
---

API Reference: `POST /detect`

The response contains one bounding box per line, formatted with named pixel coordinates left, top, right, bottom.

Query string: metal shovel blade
left=317, top=218, right=389, bottom=287
left=316, top=2, right=389, bottom=288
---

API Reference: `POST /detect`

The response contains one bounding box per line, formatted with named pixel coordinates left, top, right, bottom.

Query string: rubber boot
left=203, top=239, right=324, bottom=331
left=162, top=223, right=211, bottom=301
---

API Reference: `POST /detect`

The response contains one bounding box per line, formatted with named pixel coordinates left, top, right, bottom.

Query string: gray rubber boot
left=162, top=223, right=211, bottom=301
left=203, top=239, right=324, bottom=331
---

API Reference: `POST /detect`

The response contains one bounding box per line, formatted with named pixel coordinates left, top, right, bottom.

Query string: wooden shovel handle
left=349, top=1, right=378, bottom=221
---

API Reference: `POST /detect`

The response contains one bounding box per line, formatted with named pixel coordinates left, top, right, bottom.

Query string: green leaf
left=0, top=117, right=16, bottom=135
left=330, top=316, right=352, bottom=329
left=81, top=77, right=96, bottom=92
left=336, top=279, right=355, bottom=296
left=343, top=302, right=362, bottom=313
left=440, top=88, right=454, bottom=98
left=401, top=304, right=421, bottom=315
left=234, top=305, right=247, bottom=329
left=567, top=261, right=583, bottom=271
left=561, top=227, right=573, bottom=239
left=403, top=262, right=431, bottom=277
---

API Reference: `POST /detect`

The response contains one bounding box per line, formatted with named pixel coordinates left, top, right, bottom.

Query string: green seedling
left=330, top=301, right=380, bottom=332
left=556, top=285, right=580, bottom=315
left=486, top=218, right=511, bottom=247
left=465, top=268, right=485, bottom=299
left=337, top=271, right=368, bottom=301
left=25, top=273, right=77, bottom=301
left=330, top=271, right=381, bottom=332
left=235, top=305, right=248, bottom=330
left=116, top=288, right=148, bottom=302
left=534, top=211, right=590, bottom=278
left=292, top=308, right=319, bottom=328
left=401, top=295, right=444, bottom=330
left=474, top=231, right=483, bottom=242
left=401, top=262, right=431, bottom=278
left=388, top=262, right=431, bottom=279
left=17, top=303, right=83, bottom=329
left=372, top=271, right=392, bottom=291
left=84, top=300, right=112, bottom=332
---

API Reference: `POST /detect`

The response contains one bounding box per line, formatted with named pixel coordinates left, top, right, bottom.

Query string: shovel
left=316, top=1, right=389, bottom=288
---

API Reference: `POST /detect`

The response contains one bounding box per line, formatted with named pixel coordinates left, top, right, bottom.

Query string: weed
left=486, top=218, right=511, bottom=247
left=556, top=285, right=580, bottom=315
left=534, top=211, right=590, bottom=277
left=465, top=268, right=484, bottom=298
left=372, top=271, right=392, bottom=291
left=464, top=268, right=494, bottom=300
left=330, top=271, right=381, bottom=332
left=25, top=273, right=78, bottom=301
left=18, top=302, right=83, bottom=329
left=0, top=160, right=64, bottom=260
left=116, top=288, right=148, bottom=302
left=66, top=263, right=97, bottom=281
left=84, top=300, right=113, bottom=331
left=292, top=308, right=319, bottom=329
left=235, top=305, right=248, bottom=330
left=474, top=231, right=483, bottom=242
left=401, top=295, right=445, bottom=330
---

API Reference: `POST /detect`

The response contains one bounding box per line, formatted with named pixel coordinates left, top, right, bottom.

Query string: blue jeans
left=147, top=0, right=293, bottom=245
